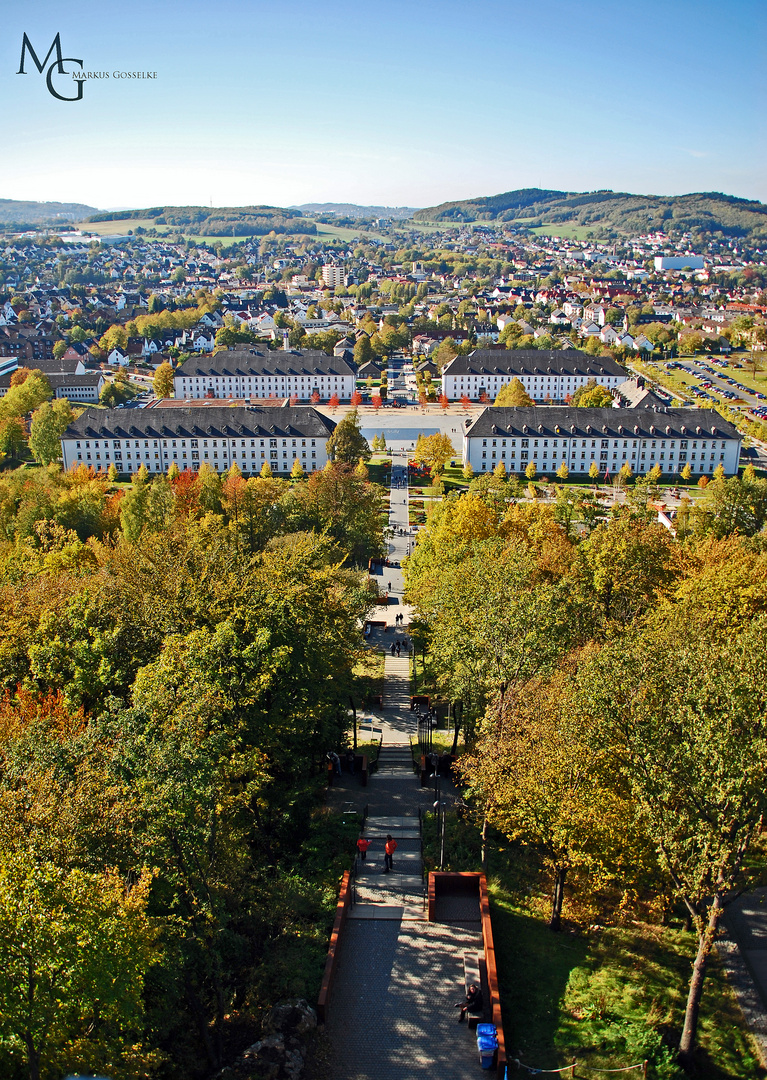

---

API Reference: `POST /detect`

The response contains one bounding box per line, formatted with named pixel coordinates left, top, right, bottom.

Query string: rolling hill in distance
left=413, top=188, right=767, bottom=240
left=2, top=189, right=766, bottom=242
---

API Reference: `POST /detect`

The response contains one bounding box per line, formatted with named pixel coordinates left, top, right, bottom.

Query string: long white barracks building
left=442, top=349, right=629, bottom=402
left=463, top=407, right=741, bottom=477
left=174, top=347, right=356, bottom=402
left=60, top=406, right=336, bottom=476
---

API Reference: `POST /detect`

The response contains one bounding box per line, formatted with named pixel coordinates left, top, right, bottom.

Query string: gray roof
left=62, top=406, right=337, bottom=441
left=444, top=349, right=628, bottom=379
left=176, top=348, right=356, bottom=378
left=465, top=407, right=741, bottom=441
left=0, top=371, right=101, bottom=390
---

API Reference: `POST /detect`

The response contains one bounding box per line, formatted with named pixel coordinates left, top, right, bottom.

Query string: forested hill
left=0, top=198, right=98, bottom=225
left=413, top=188, right=767, bottom=240
left=86, top=204, right=318, bottom=236
left=293, top=202, right=419, bottom=220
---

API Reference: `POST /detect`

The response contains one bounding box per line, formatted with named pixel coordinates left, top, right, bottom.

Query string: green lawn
left=530, top=223, right=596, bottom=242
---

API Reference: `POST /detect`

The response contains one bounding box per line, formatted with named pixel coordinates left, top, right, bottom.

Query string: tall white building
left=174, top=348, right=356, bottom=402
left=442, top=349, right=629, bottom=402
left=463, top=407, right=741, bottom=477
left=322, top=264, right=345, bottom=288
left=60, top=406, right=336, bottom=476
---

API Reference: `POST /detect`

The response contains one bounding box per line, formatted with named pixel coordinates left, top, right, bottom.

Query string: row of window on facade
left=75, top=438, right=318, bottom=449
left=481, top=449, right=725, bottom=463
left=480, top=438, right=727, bottom=450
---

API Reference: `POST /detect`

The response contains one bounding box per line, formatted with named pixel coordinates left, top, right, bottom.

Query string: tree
left=290, top=458, right=304, bottom=479
left=439, top=393, right=449, bottom=411
left=413, top=432, right=455, bottom=477
left=681, top=463, right=692, bottom=482
left=372, top=394, right=382, bottom=411
left=574, top=383, right=613, bottom=408
left=618, top=462, right=633, bottom=487
left=462, top=462, right=474, bottom=481
left=462, top=656, right=640, bottom=930
left=0, top=416, right=26, bottom=461
left=353, top=335, right=373, bottom=366
left=28, top=400, right=74, bottom=466
left=260, top=461, right=273, bottom=478
left=0, top=854, right=154, bottom=1080
left=310, top=390, right=320, bottom=405
left=328, top=393, right=339, bottom=411
left=379, top=433, right=387, bottom=452
left=494, top=378, right=534, bottom=407
left=589, top=462, right=599, bottom=482
left=493, top=460, right=507, bottom=480
left=153, top=362, right=175, bottom=399
left=584, top=616, right=767, bottom=1062
left=107, top=462, right=118, bottom=482
left=556, top=461, right=569, bottom=481
left=326, top=409, right=370, bottom=466
left=525, top=461, right=537, bottom=481
left=52, top=340, right=67, bottom=360
left=167, top=461, right=181, bottom=481
left=460, top=393, right=471, bottom=410
left=350, top=390, right=363, bottom=408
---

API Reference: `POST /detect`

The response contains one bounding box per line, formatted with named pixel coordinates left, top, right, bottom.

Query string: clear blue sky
left=2, top=0, right=765, bottom=211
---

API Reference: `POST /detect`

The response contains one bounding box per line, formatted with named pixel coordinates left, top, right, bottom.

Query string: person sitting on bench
left=454, top=982, right=483, bottom=1022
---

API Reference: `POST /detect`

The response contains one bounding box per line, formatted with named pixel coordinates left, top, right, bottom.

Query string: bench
left=463, top=952, right=485, bottom=1029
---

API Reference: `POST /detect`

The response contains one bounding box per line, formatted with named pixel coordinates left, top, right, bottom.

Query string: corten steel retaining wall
left=428, top=871, right=506, bottom=1079
left=317, top=870, right=352, bottom=1024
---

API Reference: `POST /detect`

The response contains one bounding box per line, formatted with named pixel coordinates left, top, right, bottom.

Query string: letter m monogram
left=17, top=32, right=66, bottom=75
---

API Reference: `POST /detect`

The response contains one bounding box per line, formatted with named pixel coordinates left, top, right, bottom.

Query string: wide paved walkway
left=325, top=456, right=483, bottom=1079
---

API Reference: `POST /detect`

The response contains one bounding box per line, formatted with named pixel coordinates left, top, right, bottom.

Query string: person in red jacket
left=357, top=836, right=371, bottom=861
left=384, top=834, right=397, bottom=873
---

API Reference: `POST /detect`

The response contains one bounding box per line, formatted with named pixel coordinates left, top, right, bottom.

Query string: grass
left=530, top=223, right=596, bottom=242
left=350, top=650, right=385, bottom=709
left=421, top=814, right=762, bottom=1079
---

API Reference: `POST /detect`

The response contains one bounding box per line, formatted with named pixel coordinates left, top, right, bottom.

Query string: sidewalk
left=325, top=456, right=483, bottom=1078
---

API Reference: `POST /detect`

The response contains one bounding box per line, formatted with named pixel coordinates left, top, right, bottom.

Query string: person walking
left=390, top=642, right=396, bottom=657
left=357, top=835, right=371, bottom=861
left=396, top=641, right=401, bottom=657
left=384, top=834, right=397, bottom=873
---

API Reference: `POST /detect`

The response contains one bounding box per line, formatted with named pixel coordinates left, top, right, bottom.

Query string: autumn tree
left=413, top=432, right=455, bottom=477
left=153, top=362, right=175, bottom=399
left=494, top=378, right=534, bottom=407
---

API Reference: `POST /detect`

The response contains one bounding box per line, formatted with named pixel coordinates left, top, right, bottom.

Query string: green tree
left=326, top=409, right=370, bottom=466
left=0, top=416, right=26, bottom=461
left=290, top=458, right=304, bottom=479
left=52, top=340, right=67, bottom=360
left=29, top=400, right=74, bottom=466
left=0, top=854, right=154, bottom=1080
left=153, top=362, right=175, bottom=399
left=494, top=378, right=534, bottom=407
left=556, top=461, right=569, bottom=481
left=525, top=461, right=537, bottom=481
left=353, top=335, right=374, bottom=366
left=584, top=615, right=767, bottom=1062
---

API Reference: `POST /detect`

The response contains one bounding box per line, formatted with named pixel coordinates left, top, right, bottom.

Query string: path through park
left=325, top=453, right=485, bottom=1080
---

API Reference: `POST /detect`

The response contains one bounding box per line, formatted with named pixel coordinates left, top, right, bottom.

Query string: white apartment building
left=442, top=350, right=629, bottom=403
left=60, top=406, right=336, bottom=476
left=463, top=407, right=741, bottom=477
left=322, top=265, right=345, bottom=288
left=174, top=348, right=356, bottom=402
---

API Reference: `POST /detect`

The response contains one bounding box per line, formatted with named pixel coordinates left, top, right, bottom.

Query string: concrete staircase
left=348, top=746, right=425, bottom=922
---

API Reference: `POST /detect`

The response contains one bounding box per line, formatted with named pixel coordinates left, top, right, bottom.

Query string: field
left=530, top=223, right=596, bottom=242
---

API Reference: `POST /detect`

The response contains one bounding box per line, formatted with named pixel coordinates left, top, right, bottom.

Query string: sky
left=1, top=0, right=765, bottom=211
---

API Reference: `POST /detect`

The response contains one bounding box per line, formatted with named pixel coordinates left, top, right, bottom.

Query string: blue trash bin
left=477, top=1035, right=498, bottom=1069
left=476, top=1023, right=497, bottom=1038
